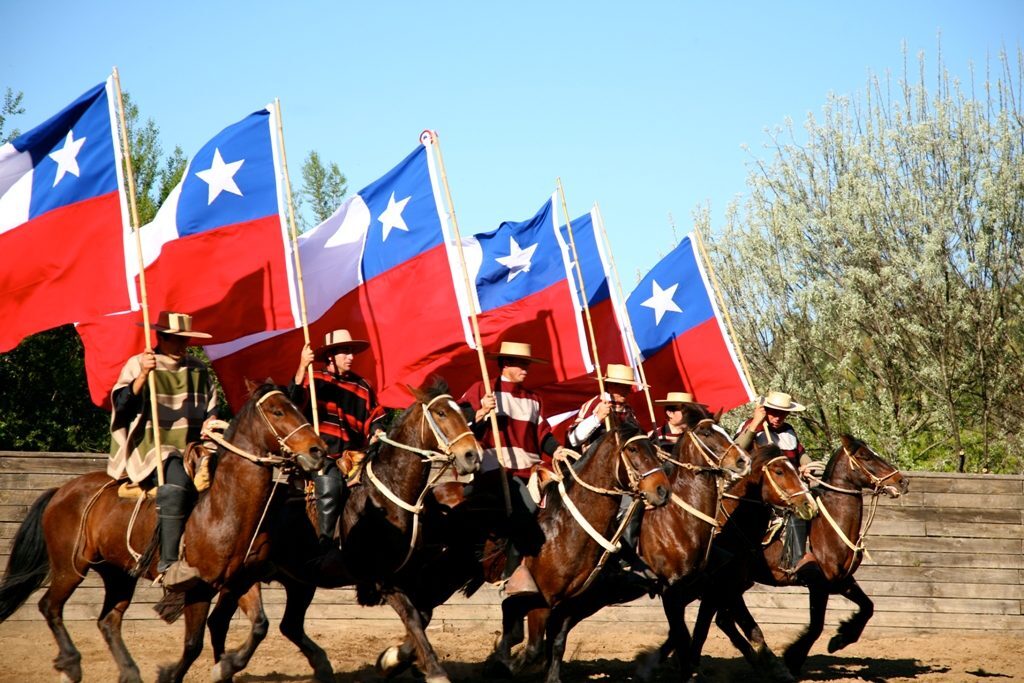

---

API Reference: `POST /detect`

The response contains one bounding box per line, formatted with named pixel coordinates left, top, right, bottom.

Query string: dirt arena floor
left=1, top=618, right=1021, bottom=682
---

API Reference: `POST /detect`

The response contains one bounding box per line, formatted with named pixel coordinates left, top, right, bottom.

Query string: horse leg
left=277, top=578, right=334, bottom=682
left=829, top=577, right=874, bottom=653
left=637, top=586, right=685, bottom=682
left=377, top=606, right=430, bottom=678
left=208, top=584, right=269, bottom=683
left=513, top=606, right=549, bottom=674
left=37, top=567, right=86, bottom=683
left=783, top=586, right=828, bottom=677
left=541, top=606, right=575, bottom=683
left=684, top=596, right=720, bottom=681
left=94, top=568, right=142, bottom=683
left=726, top=596, right=794, bottom=683
left=156, top=591, right=212, bottom=683
left=384, top=590, right=450, bottom=683
left=486, top=596, right=529, bottom=678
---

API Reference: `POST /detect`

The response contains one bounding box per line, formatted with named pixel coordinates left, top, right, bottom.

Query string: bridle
left=202, top=390, right=317, bottom=469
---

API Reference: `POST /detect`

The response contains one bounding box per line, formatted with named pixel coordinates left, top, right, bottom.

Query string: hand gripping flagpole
left=113, top=68, right=165, bottom=487
left=274, top=98, right=319, bottom=434
left=556, top=178, right=611, bottom=433
left=424, top=130, right=512, bottom=517
left=594, top=202, right=657, bottom=424
left=691, top=224, right=758, bottom=397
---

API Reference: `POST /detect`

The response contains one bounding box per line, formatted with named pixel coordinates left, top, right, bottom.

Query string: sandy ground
left=1, top=617, right=1021, bottom=683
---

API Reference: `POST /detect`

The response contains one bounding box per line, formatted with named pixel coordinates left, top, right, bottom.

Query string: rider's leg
left=156, top=456, right=200, bottom=590
left=504, top=474, right=542, bottom=597
left=313, top=460, right=346, bottom=548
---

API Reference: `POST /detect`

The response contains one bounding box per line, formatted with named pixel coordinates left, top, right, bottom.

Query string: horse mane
left=420, top=376, right=451, bottom=400
left=225, top=382, right=279, bottom=441
left=821, top=434, right=862, bottom=481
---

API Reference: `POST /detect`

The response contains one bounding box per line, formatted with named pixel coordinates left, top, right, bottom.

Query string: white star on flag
left=641, top=279, right=683, bottom=325
left=495, top=235, right=538, bottom=282
left=378, top=192, right=411, bottom=240
left=194, top=148, right=245, bottom=204
left=48, top=130, right=87, bottom=187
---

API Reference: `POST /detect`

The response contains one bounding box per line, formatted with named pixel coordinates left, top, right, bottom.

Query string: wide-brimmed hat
left=486, top=341, right=548, bottom=365
left=314, top=329, right=370, bottom=360
left=139, top=311, right=211, bottom=339
left=655, top=391, right=703, bottom=406
left=600, top=363, right=646, bottom=388
left=761, top=391, right=806, bottom=412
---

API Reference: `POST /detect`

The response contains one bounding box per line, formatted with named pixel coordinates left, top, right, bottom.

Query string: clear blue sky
left=3, top=1, right=1021, bottom=284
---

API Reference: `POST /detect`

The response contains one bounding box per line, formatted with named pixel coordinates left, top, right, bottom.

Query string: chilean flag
left=625, top=233, right=754, bottom=413
left=206, top=135, right=467, bottom=410
left=536, top=208, right=635, bottom=414
left=78, top=106, right=298, bottom=406
left=0, top=79, right=131, bottom=352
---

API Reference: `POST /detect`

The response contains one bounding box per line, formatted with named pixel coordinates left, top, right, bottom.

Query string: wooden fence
left=1, top=452, right=1021, bottom=635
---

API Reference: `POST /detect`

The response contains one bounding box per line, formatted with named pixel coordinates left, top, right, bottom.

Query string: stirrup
left=503, top=564, right=540, bottom=597
left=159, top=559, right=202, bottom=592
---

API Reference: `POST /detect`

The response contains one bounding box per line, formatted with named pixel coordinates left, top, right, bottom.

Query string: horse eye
left=436, top=409, right=446, bottom=418
left=273, top=408, right=284, bottom=417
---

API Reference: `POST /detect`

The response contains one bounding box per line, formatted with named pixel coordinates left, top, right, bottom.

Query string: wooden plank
left=865, top=550, right=1024, bottom=570
left=873, top=506, right=1021, bottom=525
left=741, top=592, right=1020, bottom=615
left=0, top=504, right=29, bottom=522
left=903, top=477, right=1022, bottom=495
left=852, top=580, right=1024, bottom=600
left=0, top=457, right=106, bottom=475
left=0, top=473, right=80, bottom=490
left=865, top=535, right=1022, bottom=555
left=0, top=489, right=62, bottom=506
left=923, top=520, right=1024, bottom=540
left=855, top=564, right=1021, bottom=585
left=922, top=492, right=1024, bottom=509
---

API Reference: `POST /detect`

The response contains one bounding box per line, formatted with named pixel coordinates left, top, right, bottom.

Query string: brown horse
left=486, top=422, right=672, bottom=683
left=202, top=381, right=483, bottom=683
left=0, top=383, right=326, bottom=683
left=504, top=403, right=753, bottom=682
left=713, top=434, right=909, bottom=677
left=635, top=441, right=818, bottom=682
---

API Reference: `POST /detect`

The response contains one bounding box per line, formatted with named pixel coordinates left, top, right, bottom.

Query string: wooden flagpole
left=425, top=130, right=511, bottom=516
left=274, top=98, right=319, bottom=433
left=556, top=178, right=611, bottom=432
left=691, top=225, right=757, bottom=397
left=112, top=68, right=165, bottom=487
left=593, top=202, right=657, bottom=424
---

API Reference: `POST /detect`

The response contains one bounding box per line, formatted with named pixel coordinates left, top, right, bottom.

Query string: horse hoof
left=210, top=659, right=234, bottom=682
left=483, top=656, right=514, bottom=679
left=827, top=634, right=846, bottom=653
left=376, top=645, right=412, bottom=678
left=60, top=673, right=79, bottom=683
left=425, top=677, right=451, bottom=683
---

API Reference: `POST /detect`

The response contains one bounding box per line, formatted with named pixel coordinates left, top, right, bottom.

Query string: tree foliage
left=708, top=49, right=1024, bottom=473
left=298, top=150, right=347, bottom=231
left=1, top=87, right=26, bottom=144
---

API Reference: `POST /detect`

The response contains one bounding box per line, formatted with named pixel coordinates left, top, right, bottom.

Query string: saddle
left=116, top=441, right=214, bottom=500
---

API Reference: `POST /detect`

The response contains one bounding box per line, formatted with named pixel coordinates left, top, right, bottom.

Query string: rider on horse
left=290, top=329, right=387, bottom=550
left=108, top=311, right=218, bottom=591
left=567, top=363, right=655, bottom=582
left=734, top=390, right=823, bottom=573
left=649, top=391, right=706, bottom=450
left=458, top=341, right=561, bottom=597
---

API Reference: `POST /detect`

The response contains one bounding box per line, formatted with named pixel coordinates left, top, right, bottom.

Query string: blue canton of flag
left=626, top=236, right=715, bottom=359
left=474, top=195, right=568, bottom=312
left=359, top=145, right=444, bottom=282
left=559, top=211, right=611, bottom=306
left=174, top=109, right=280, bottom=237
left=14, top=82, right=119, bottom=219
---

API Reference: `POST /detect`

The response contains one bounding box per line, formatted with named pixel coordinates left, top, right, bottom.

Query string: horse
left=635, top=441, right=819, bottom=682
left=202, top=380, right=483, bottom=683
left=503, top=403, right=753, bottom=682
left=485, top=422, right=673, bottom=683
left=0, top=382, right=326, bottom=683
left=712, top=434, right=909, bottom=677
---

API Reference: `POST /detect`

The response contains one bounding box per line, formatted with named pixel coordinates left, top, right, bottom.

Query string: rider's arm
left=568, top=414, right=600, bottom=448
left=734, top=420, right=757, bottom=451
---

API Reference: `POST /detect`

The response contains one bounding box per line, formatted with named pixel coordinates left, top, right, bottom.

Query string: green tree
left=298, top=150, right=347, bottom=231
left=709, top=49, right=1024, bottom=473
left=0, top=87, right=25, bottom=143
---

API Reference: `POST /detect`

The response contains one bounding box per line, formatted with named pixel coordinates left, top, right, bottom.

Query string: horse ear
left=713, top=407, right=724, bottom=422
left=839, top=434, right=855, bottom=450
left=244, top=378, right=258, bottom=393
left=405, top=383, right=428, bottom=403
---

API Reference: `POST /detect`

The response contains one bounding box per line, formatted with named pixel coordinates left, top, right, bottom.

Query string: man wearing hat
left=567, top=363, right=642, bottom=449
left=735, top=390, right=821, bottom=574
left=458, top=341, right=561, bottom=596
left=109, top=311, right=219, bottom=590
left=290, top=329, right=386, bottom=550
left=650, top=391, right=703, bottom=450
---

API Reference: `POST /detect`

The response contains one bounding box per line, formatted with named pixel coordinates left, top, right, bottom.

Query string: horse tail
left=0, top=487, right=58, bottom=622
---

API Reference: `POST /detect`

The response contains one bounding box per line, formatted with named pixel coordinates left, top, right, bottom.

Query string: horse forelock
left=679, top=403, right=712, bottom=428
left=823, top=434, right=865, bottom=482
left=226, top=382, right=279, bottom=441
left=420, top=376, right=451, bottom=401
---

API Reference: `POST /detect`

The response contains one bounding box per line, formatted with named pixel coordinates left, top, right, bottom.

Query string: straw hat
left=486, top=341, right=549, bottom=365
left=655, top=391, right=701, bottom=406
left=600, top=363, right=646, bottom=387
left=314, top=329, right=370, bottom=360
left=138, top=311, right=211, bottom=339
left=761, top=391, right=806, bottom=412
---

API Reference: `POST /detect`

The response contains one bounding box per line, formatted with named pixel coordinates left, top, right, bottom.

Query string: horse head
left=408, top=381, right=481, bottom=476
left=613, top=424, right=670, bottom=508
left=750, top=443, right=818, bottom=520
left=675, top=404, right=751, bottom=480
left=834, top=434, right=909, bottom=498
left=241, top=380, right=326, bottom=474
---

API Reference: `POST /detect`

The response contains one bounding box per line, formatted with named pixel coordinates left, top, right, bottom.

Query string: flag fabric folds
left=0, top=79, right=131, bottom=352
left=206, top=139, right=467, bottom=410
left=625, top=233, right=753, bottom=413
left=78, top=106, right=298, bottom=406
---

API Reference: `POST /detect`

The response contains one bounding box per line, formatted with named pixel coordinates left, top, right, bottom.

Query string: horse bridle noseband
left=201, top=390, right=317, bottom=468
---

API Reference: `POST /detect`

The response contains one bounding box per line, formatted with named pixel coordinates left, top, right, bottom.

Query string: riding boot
left=616, top=497, right=657, bottom=583
left=314, top=467, right=345, bottom=549
left=501, top=543, right=540, bottom=597
left=156, top=483, right=200, bottom=591
left=784, top=516, right=813, bottom=573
